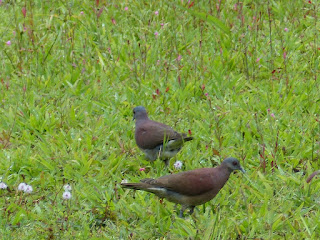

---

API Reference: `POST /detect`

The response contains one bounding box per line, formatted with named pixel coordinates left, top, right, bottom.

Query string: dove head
left=133, top=106, right=148, bottom=120
left=221, top=157, right=245, bottom=173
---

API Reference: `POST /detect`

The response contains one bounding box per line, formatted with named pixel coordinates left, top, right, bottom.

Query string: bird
left=121, top=157, right=245, bottom=217
left=133, top=106, right=193, bottom=166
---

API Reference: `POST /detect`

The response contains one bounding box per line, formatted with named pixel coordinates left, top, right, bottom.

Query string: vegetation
left=0, top=0, right=320, bottom=239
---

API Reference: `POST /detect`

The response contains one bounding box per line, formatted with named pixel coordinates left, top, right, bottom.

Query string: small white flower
left=174, top=161, right=183, bottom=169
left=64, top=184, right=72, bottom=191
left=18, top=182, right=27, bottom=191
left=121, top=179, right=128, bottom=184
left=0, top=182, right=8, bottom=189
left=63, top=191, right=72, bottom=200
left=78, top=138, right=82, bottom=141
left=24, top=185, right=33, bottom=193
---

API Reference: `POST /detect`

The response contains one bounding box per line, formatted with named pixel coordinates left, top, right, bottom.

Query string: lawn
left=1, top=0, right=320, bottom=239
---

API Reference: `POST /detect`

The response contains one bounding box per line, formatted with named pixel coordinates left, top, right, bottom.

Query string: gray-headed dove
left=133, top=106, right=193, bottom=165
left=121, top=157, right=245, bottom=217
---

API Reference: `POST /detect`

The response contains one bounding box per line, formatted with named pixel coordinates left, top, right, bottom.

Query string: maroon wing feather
left=144, top=167, right=230, bottom=196
left=135, top=119, right=184, bottom=149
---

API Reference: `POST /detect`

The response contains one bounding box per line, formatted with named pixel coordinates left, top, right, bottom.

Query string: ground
left=0, top=0, right=320, bottom=239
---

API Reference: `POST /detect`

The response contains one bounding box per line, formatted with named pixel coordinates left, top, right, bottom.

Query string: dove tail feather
left=121, top=182, right=151, bottom=191
left=183, top=136, right=193, bottom=142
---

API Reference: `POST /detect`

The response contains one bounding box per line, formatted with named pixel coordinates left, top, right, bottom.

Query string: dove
left=121, top=157, right=245, bottom=217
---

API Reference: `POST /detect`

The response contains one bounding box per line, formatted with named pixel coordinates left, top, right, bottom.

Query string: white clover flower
left=0, top=182, right=8, bottom=189
left=24, top=185, right=33, bottom=193
left=64, top=184, right=72, bottom=191
left=174, top=161, right=183, bottom=169
left=18, top=182, right=27, bottom=191
left=121, top=179, right=128, bottom=184
left=62, top=191, right=72, bottom=200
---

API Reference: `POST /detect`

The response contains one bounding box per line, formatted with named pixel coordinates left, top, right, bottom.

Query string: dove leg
left=179, top=205, right=188, bottom=218
left=164, top=158, right=170, bottom=166
left=189, top=206, right=195, bottom=215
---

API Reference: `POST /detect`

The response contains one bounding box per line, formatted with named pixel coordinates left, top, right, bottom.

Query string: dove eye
left=232, top=161, right=238, bottom=166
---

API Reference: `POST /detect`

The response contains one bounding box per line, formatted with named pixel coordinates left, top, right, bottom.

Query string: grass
left=0, top=0, right=320, bottom=239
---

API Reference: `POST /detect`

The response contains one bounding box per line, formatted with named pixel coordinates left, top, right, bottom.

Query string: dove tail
left=121, top=182, right=150, bottom=191
left=183, top=136, right=193, bottom=142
